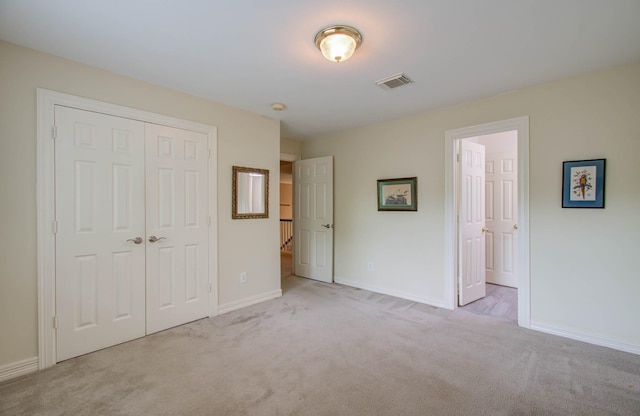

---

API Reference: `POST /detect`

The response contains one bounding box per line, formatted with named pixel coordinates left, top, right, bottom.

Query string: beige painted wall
left=280, top=137, right=302, bottom=157
left=302, top=61, right=640, bottom=349
left=0, top=41, right=281, bottom=367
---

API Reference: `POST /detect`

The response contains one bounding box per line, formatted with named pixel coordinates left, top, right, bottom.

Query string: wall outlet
left=367, top=262, right=374, bottom=271
left=240, top=272, right=247, bottom=283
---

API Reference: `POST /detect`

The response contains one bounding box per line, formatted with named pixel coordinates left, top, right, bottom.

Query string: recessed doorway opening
left=280, top=153, right=299, bottom=284
left=280, top=159, right=294, bottom=279
left=444, top=117, right=531, bottom=328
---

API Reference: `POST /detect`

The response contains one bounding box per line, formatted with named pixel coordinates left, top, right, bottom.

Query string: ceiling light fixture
left=314, top=25, right=362, bottom=63
left=271, top=102, right=286, bottom=111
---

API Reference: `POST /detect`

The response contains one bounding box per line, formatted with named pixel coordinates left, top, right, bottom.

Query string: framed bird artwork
left=377, top=177, right=418, bottom=211
left=562, top=159, right=606, bottom=208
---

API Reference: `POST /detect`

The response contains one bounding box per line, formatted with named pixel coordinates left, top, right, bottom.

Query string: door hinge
left=53, top=316, right=58, bottom=329
left=208, top=283, right=213, bottom=294
left=208, top=216, right=212, bottom=226
left=52, top=126, right=57, bottom=140
left=208, top=149, right=212, bottom=159
left=52, top=221, right=58, bottom=234
left=456, top=153, right=460, bottom=162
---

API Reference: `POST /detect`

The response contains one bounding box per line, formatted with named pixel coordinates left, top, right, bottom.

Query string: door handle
left=513, top=224, right=518, bottom=230
left=481, top=227, right=489, bottom=233
left=321, top=224, right=333, bottom=229
left=126, top=237, right=144, bottom=244
left=148, top=236, right=166, bottom=243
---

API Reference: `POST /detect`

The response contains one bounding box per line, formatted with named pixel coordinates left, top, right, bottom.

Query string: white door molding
left=444, top=116, right=530, bottom=328
left=37, top=89, right=218, bottom=369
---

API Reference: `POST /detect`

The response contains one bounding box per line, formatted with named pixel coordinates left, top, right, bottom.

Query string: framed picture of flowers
left=562, top=159, right=606, bottom=208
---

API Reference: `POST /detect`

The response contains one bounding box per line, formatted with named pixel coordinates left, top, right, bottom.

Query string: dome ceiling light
left=314, top=25, right=363, bottom=63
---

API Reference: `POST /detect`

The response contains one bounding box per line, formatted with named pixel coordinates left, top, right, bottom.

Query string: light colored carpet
left=462, top=283, right=518, bottom=322
left=1, top=275, right=639, bottom=415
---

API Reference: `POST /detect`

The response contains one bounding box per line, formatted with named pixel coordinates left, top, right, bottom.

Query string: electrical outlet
left=240, top=272, right=247, bottom=283
left=367, top=262, right=374, bottom=271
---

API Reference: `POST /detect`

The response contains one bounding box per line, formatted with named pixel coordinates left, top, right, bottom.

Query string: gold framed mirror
left=232, top=166, right=269, bottom=219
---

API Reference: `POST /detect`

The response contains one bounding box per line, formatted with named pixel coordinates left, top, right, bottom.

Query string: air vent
left=375, top=73, right=414, bottom=90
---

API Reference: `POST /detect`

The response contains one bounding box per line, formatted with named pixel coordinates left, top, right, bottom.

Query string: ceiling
left=1, top=1, right=640, bottom=140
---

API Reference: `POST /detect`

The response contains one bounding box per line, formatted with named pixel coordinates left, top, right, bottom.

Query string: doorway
left=459, top=131, right=518, bottom=321
left=280, top=159, right=295, bottom=279
left=279, top=154, right=335, bottom=284
left=444, top=117, right=530, bottom=328
left=291, top=156, right=334, bottom=283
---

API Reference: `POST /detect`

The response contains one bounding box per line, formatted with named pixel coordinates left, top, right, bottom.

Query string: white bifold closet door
left=55, top=106, right=209, bottom=362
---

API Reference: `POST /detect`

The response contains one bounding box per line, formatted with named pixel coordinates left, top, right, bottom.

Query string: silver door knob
left=513, top=224, right=518, bottom=230
left=148, top=236, right=166, bottom=243
left=321, top=224, right=333, bottom=229
left=126, top=237, right=143, bottom=244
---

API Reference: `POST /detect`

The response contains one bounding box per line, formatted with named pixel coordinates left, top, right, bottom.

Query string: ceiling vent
left=375, top=73, right=414, bottom=90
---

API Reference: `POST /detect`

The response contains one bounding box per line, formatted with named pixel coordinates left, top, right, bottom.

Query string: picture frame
left=377, top=177, right=418, bottom=211
left=232, top=165, right=269, bottom=219
left=562, top=159, right=606, bottom=208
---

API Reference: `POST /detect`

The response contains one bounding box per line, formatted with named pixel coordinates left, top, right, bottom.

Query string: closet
left=54, top=106, right=210, bottom=361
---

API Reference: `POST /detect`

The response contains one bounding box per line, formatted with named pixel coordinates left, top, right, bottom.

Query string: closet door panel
left=55, top=106, right=146, bottom=361
left=145, top=124, right=209, bottom=334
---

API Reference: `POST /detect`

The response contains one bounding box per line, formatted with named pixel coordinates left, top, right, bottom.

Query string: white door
left=145, top=123, right=210, bottom=334
left=55, top=106, right=146, bottom=361
left=485, top=151, right=518, bottom=288
left=293, top=156, right=334, bottom=283
left=459, top=141, right=486, bottom=306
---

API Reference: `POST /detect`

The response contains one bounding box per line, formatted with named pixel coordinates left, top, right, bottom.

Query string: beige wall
left=280, top=137, right=302, bottom=157
left=0, top=41, right=281, bottom=367
left=302, top=61, right=640, bottom=350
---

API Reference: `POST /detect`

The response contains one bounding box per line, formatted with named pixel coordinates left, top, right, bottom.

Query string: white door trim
left=444, top=116, right=530, bottom=328
left=36, top=88, right=218, bottom=369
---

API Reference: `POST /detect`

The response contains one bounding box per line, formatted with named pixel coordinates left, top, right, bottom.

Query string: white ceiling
left=2, top=1, right=640, bottom=140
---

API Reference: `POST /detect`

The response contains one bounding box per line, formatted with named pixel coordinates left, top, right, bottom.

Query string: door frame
left=37, top=89, right=218, bottom=369
left=444, top=116, right=530, bottom=328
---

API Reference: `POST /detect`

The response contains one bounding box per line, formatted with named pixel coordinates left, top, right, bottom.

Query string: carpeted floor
left=1, top=275, right=639, bottom=415
left=462, top=283, right=518, bottom=322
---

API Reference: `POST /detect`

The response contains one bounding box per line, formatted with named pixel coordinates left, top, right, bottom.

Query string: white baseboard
left=530, top=321, right=640, bottom=355
left=0, top=356, right=38, bottom=383
left=334, top=276, right=450, bottom=309
left=217, top=289, right=282, bottom=314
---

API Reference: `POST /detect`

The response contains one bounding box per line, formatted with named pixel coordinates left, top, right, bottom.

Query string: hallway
left=281, top=252, right=292, bottom=278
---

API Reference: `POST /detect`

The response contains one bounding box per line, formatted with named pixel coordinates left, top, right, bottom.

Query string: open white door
left=55, top=106, right=146, bottom=361
left=485, top=149, right=518, bottom=288
left=293, top=156, right=334, bottom=283
left=145, top=124, right=210, bottom=334
left=459, top=141, right=486, bottom=306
